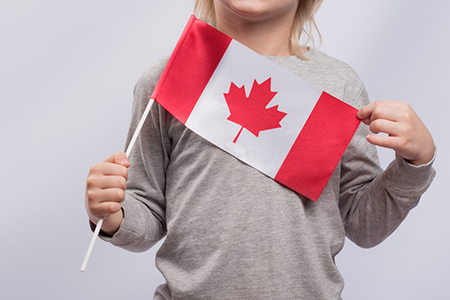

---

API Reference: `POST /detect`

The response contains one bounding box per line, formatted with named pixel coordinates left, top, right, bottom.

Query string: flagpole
left=80, top=98, right=155, bottom=272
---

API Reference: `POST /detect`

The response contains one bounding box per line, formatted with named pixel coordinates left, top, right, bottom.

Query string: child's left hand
left=357, top=100, right=435, bottom=166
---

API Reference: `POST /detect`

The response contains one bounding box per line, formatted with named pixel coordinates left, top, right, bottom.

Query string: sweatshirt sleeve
left=98, top=57, right=171, bottom=252
left=338, top=87, right=436, bottom=248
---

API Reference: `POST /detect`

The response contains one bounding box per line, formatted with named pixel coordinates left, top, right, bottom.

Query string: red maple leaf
left=224, top=78, right=287, bottom=143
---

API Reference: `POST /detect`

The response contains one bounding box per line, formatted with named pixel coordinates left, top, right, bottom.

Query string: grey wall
left=1, top=1, right=448, bottom=299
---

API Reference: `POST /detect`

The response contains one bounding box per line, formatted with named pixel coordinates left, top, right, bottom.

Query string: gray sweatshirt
left=98, top=49, right=435, bottom=299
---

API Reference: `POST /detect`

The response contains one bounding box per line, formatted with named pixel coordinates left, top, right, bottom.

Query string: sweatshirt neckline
left=263, top=48, right=317, bottom=61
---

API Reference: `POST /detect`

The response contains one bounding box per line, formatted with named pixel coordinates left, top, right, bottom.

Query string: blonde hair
left=193, top=0, right=323, bottom=59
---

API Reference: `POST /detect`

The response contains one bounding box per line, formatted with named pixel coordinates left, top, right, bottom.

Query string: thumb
left=104, top=151, right=130, bottom=167
left=357, top=106, right=372, bottom=125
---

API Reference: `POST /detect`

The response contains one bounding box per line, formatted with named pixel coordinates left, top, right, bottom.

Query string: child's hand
left=85, top=151, right=130, bottom=236
left=357, top=100, right=434, bottom=166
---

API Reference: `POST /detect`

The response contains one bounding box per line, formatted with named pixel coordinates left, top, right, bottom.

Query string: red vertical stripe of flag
left=151, top=15, right=232, bottom=124
left=274, top=92, right=361, bottom=200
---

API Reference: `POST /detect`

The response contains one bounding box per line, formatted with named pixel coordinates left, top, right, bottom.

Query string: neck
left=215, top=6, right=307, bottom=56
left=219, top=21, right=292, bottom=56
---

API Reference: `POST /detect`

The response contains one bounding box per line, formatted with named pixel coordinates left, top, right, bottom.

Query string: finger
left=357, top=102, right=376, bottom=122
left=368, top=119, right=404, bottom=136
left=85, top=187, right=125, bottom=218
left=86, top=174, right=127, bottom=190
left=358, top=100, right=408, bottom=124
left=104, top=151, right=130, bottom=167
left=89, top=200, right=123, bottom=219
left=365, top=134, right=394, bottom=149
left=365, top=134, right=408, bottom=151
left=86, top=188, right=126, bottom=205
left=372, top=106, right=409, bottom=125
left=90, top=162, right=128, bottom=179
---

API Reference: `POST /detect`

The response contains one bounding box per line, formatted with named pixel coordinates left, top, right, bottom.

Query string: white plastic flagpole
left=81, top=98, right=155, bottom=272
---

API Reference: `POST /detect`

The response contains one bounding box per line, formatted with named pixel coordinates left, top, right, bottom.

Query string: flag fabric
left=151, top=15, right=361, bottom=201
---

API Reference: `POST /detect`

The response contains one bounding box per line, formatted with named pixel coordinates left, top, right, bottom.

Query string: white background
left=1, top=1, right=448, bottom=299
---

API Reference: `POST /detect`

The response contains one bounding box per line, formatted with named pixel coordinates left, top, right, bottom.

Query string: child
left=85, top=0, right=436, bottom=299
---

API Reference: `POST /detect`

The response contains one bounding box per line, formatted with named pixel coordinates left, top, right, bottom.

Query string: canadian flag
left=151, top=15, right=361, bottom=201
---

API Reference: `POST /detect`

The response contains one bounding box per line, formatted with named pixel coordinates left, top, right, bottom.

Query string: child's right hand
left=85, top=151, right=130, bottom=236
